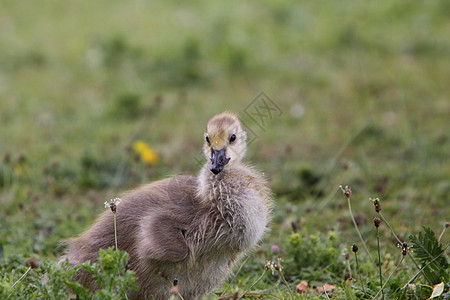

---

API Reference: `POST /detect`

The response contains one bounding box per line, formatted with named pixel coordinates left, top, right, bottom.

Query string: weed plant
left=213, top=187, right=448, bottom=299
left=1, top=158, right=448, bottom=299
left=1, top=0, right=449, bottom=298
left=1, top=198, right=137, bottom=300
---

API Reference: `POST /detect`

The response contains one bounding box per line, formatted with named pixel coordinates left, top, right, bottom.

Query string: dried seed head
left=291, top=221, right=298, bottom=232
left=402, top=243, right=407, bottom=256
left=340, top=185, right=352, bottom=198
left=17, top=154, right=26, bottom=163
left=372, top=198, right=382, bottom=213
left=352, top=244, right=358, bottom=253
left=373, top=217, right=381, bottom=227
left=3, top=153, right=11, bottom=164
left=273, top=262, right=281, bottom=271
left=110, top=203, right=117, bottom=213
left=398, top=242, right=413, bottom=256
left=29, top=258, right=39, bottom=269
left=104, top=198, right=122, bottom=213
left=445, top=222, right=449, bottom=228
left=344, top=253, right=350, bottom=260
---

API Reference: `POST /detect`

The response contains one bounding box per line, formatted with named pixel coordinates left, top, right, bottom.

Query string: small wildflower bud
left=373, top=217, right=381, bottom=227
left=271, top=245, right=281, bottom=253
left=29, top=258, right=39, bottom=269
left=343, top=186, right=351, bottom=198
left=264, top=262, right=272, bottom=270
left=344, top=253, right=350, bottom=260
left=173, top=278, right=178, bottom=286
left=291, top=221, right=298, bottom=233
left=352, top=244, right=358, bottom=253
left=273, top=262, right=281, bottom=271
left=3, top=152, right=11, bottom=164
left=445, top=222, right=449, bottom=228
left=401, top=242, right=408, bottom=256
left=17, top=154, right=26, bottom=164
left=104, top=198, right=122, bottom=213
left=373, top=198, right=381, bottom=213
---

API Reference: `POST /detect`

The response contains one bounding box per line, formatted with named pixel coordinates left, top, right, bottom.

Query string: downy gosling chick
left=60, top=112, right=272, bottom=299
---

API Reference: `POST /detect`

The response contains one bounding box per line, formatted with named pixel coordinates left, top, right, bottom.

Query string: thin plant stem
left=401, top=244, right=449, bottom=289
left=378, top=212, right=427, bottom=281
left=378, top=212, right=401, bottom=244
left=438, top=226, right=447, bottom=243
left=168, top=293, right=185, bottom=300
left=220, top=255, right=250, bottom=297
left=346, top=197, right=375, bottom=265
left=376, top=227, right=384, bottom=300
left=346, top=259, right=352, bottom=279
left=10, top=266, right=31, bottom=290
left=354, top=252, right=366, bottom=294
left=114, top=211, right=118, bottom=251
left=277, top=270, right=294, bottom=300
left=241, top=269, right=267, bottom=298
left=374, top=254, right=404, bottom=299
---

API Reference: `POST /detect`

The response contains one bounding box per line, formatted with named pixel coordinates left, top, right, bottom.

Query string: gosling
left=60, top=112, right=272, bottom=299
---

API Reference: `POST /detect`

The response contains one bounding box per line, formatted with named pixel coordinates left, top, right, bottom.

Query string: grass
left=0, top=0, right=449, bottom=298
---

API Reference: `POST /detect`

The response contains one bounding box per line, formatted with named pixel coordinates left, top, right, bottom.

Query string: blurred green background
left=0, top=0, right=449, bottom=295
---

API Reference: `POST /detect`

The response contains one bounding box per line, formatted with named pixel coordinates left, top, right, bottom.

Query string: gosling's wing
left=136, top=175, right=198, bottom=262
left=137, top=213, right=189, bottom=262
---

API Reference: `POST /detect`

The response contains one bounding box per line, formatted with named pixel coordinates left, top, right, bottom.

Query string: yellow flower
left=132, top=140, right=159, bottom=165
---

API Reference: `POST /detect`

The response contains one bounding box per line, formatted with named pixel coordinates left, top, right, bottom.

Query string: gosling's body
left=60, top=112, right=272, bottom=299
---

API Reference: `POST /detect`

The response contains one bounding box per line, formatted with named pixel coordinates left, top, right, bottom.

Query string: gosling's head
left=204, top=112, right=247, bottom=175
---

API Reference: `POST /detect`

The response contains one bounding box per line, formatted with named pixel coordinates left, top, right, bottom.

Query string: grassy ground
left=1, top=0, right=449, bottom=298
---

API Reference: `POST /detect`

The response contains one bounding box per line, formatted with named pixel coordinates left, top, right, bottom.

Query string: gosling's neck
left=197, top=161, right=246, bottom=206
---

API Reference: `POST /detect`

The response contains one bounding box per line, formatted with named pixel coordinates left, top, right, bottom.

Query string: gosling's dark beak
left=210, top=148, right=230, bottom=175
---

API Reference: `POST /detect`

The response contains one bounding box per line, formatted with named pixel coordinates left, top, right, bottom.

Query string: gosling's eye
left=205, top=135, right=210, bottom=144
left=229, top=134, right=236, bottom=143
